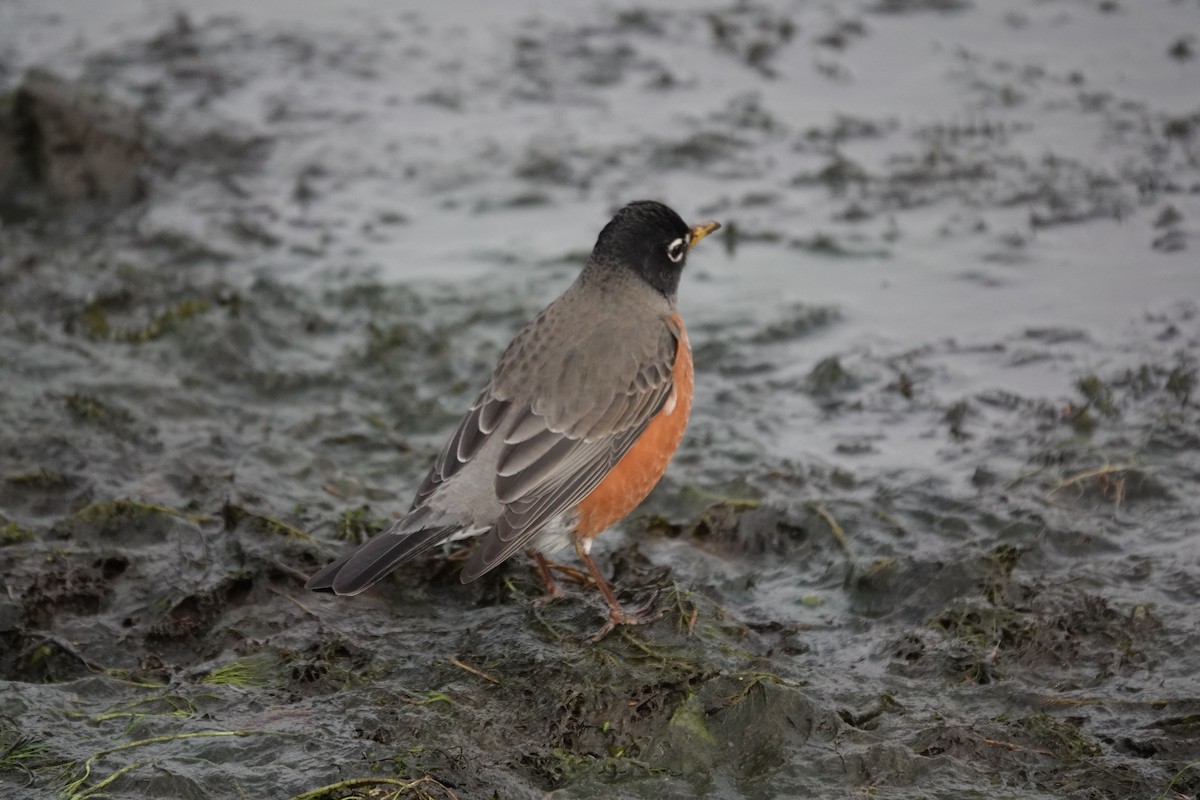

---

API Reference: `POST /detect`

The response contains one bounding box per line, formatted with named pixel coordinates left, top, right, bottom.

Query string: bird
left=306, top=200, right=720, bottom=639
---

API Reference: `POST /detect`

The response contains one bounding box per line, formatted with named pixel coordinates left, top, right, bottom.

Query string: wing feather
left=504, top=411, right=548, bottom=444
left=495, top=426, right=568, bottom=478
left=413, top=391, right=510, bottom=510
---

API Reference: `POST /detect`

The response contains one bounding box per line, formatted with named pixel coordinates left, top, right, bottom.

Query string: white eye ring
left=666, top=237, right=687, bottom=263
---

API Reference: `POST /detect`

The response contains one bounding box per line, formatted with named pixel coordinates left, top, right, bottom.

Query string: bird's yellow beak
left=688, top=220, right=721, bottom=249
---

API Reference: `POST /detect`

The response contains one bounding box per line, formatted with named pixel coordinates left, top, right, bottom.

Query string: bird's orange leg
left=527, top=551, right=592, bottom=585
left=573, top=539, right=662, bottom=641
left=546, top=562, right=593, bottom=586
left=527, top=551, right=567, bottom=606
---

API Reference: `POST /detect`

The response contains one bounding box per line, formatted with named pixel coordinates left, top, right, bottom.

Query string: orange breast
left=574, top=315, right=693, bottom=538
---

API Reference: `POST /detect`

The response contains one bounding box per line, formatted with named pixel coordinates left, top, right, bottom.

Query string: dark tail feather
left=305, top=525, right=458, bottom=596
left=304, top=551, right=357, bottom=593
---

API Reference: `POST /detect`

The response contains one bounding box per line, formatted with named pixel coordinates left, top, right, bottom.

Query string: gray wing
left=409, top=389, right=511, bottom=511
left=459, top=318, right=681, bottom=582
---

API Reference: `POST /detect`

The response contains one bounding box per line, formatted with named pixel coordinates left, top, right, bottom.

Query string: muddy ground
left=1, top=1, right=1199, bottom=798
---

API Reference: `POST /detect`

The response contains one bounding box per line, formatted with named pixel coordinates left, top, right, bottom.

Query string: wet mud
left=2, top=1, right=1199, bottom=798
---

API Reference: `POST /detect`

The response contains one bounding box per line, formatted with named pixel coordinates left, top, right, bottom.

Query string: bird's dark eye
left=666, top=237, right=686, bottom=263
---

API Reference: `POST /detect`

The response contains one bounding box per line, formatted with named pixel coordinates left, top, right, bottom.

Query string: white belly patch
left=526, top=512, right=576, bottom=554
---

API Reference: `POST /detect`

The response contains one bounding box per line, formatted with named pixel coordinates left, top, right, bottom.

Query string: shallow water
left=2, top=1, right=1199, bottom=798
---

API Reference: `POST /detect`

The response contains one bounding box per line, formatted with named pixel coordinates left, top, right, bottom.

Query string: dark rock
left=0, top=69, right=149, bottom=219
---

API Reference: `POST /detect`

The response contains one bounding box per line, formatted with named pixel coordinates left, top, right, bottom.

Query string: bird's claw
left=532, top=583, right=568, bottom=608
left=586, top=590, right=663, bottom=642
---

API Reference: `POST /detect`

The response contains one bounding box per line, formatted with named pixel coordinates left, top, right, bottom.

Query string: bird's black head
left=590, top=200, right=720, bottom=298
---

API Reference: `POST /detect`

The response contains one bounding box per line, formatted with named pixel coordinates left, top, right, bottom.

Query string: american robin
left=306, top=200, right=720, bottom=639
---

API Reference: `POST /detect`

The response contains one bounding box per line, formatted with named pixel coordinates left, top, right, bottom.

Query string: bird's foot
left=531, top=583, right=567, bottom=608
left=586, top=591, right=663, bottom=642
left=548, top=563, right=593, bottom=586
left=527, top=550, right=590, bottom=607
